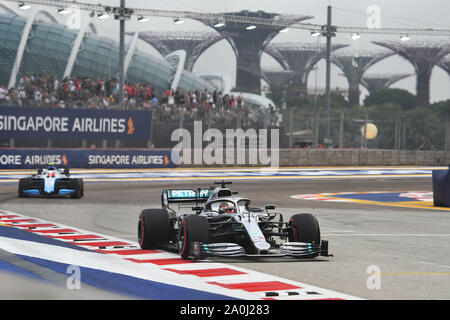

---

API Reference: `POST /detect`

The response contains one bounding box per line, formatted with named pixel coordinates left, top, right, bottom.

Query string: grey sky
left=7, top=0, right=450, bottom=102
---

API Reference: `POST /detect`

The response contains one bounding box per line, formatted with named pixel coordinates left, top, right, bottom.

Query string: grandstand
left=0, top=6, right=216, bottom=94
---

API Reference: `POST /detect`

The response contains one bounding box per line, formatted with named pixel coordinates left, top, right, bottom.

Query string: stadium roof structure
left=373, top=40, right=450, bottom=107
left=134, top=31, right=224, bottom=72
left=0, top=7, right=215, bottom=93
left=361, top=73, right=413, bottom=95
left=265, top=42, right=349, bottom=95
left=195, top=10, right=313, bottom=93
left=332, top=51, right=394, bottom=106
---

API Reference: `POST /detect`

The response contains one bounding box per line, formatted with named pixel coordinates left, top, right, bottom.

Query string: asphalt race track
left=0, top=170, right=449, bottom=300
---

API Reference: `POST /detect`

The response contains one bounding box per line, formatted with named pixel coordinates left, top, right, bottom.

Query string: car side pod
left=432, top=166, right=450, bottom=207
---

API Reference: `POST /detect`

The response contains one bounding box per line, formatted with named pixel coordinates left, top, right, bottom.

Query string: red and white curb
left=0, top=209, right=361, bottom=300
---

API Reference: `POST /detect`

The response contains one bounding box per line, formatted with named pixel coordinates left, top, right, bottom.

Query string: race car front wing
left=189, top=240, right=333, bottom=259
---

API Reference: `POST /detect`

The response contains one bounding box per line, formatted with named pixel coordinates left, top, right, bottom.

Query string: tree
left=266, top=84, right=286, bottom=109
left=403, top=107, right=443, bottom=150
left=364, top=88, right=416, bottom=110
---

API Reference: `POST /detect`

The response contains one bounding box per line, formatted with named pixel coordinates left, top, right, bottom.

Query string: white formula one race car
left=18, top=164, right=84, bottom=199
left=138, top=181, right=331, bottom=260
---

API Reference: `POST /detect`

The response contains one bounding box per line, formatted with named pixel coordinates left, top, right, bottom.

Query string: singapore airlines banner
left=0, top=149, right=175, bottom=169
left=0, top=106, right=152, bottom=141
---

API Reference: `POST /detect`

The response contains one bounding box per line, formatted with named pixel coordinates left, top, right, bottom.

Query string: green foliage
left=316, top=92, right=350, bottom=111
left=431, top=99, right=450, bottom=117
left=364, top=88, right=416, bottom=110
left=265, top=85, right=286, bottom=109
left=272, top=83, right=447, bottom=150
left=403, top=107, right=445, bottom=150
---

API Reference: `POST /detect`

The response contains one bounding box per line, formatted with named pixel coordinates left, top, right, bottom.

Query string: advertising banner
left=0, top=106, right=152, bottom=141
left=0, top=149, right=176, bottom=169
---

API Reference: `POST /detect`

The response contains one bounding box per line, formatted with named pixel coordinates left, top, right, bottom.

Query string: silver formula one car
left=138, top=181, right=331, bottom=260
left=18, top=164, right=84, bottom=199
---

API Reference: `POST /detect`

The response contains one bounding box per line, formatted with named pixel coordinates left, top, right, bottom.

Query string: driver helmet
left=219, top=202, right=236, bottom=214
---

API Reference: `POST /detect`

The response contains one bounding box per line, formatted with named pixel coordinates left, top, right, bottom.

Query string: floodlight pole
left=118, top=0, right=125, bottom=109
left=113, top=0, right=132, bottom=109
left=324, top=5, right=335, bottom=148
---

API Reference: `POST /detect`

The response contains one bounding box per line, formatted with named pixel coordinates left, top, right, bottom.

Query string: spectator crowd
left=0, top=74, right=282, bottom=127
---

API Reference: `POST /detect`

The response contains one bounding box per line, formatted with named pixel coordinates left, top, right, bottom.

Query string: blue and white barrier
left=0, top=148, right=176, bottom=169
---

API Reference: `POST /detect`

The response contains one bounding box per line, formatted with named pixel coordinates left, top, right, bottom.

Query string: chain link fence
left=283, top=105, right=449, bottom=151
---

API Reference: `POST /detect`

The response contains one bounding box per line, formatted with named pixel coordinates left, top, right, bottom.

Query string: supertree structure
left=135, top=31, right=224, bottom=72
left=196, top=10, right=313, bottom=93
left=332, top=51, right=394, bottom=106
left=265, top=42, right=348, bottom=95
left=262, top=69, right=294, bottom=87
left=438, top=56, right=450, bottom=76
left=361, top=73, right=413, bottom=95
left=373, top=40, right=450, bottom=107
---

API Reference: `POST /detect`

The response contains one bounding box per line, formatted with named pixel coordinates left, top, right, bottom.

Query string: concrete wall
left=279, top=149, right=450, bottom=167
left=179, top=149, right=450, bottom=167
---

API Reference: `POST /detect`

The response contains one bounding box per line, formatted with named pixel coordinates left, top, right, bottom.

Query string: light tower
left=373, top=41, right=450, bottom=107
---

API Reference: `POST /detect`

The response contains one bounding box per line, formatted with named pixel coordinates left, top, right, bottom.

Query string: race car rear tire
left=138, top=209, right=170, bottom=249
left=70, top=178, right=84, bottom=199
left=179, top=215, right=209, bottom=260
left=289, top=213, right=321, bottom=258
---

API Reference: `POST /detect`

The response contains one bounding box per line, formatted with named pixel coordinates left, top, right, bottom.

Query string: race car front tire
left=70, top=178, right=84, bottom=199
left=179, top=215, right=209, bottom=260
left=18, top=178, right=31, bottom=198
left=138, top=209, right=170, bottom=249
left=288, top=213, right=321, bottom=258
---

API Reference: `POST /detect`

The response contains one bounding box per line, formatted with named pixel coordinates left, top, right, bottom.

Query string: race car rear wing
left=161, top=189, right=212, bottom=208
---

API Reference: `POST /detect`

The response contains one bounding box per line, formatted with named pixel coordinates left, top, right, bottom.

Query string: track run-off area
left=0, top=166, right=449, bottom=300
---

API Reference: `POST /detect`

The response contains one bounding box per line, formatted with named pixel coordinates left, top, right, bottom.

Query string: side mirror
left=265, top=204, right=275, bottom=210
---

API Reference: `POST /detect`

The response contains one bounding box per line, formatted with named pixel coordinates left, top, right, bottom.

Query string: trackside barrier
left=0, top=106, right=152, bottom=141
left=178, top=149, right=450, bottom=167
left=432, top=166, right=450, bottom=207
left=1, top=148, right=450, bottom=169
left=0, top=149, right=175, bottom=169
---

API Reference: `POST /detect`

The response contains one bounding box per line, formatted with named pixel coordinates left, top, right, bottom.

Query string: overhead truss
left=4, top=0, right=450, bottom=36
